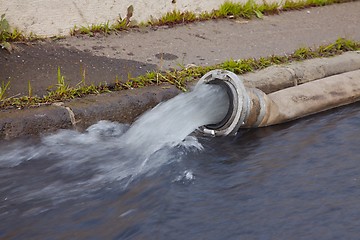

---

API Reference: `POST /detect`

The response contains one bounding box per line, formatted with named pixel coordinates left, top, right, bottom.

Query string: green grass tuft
left=0, top=14, right=40, bottom=51
left=149, top=10, right=197, bottom=25
left=0, top=81, right=11, bottom=100
left=217, top=0, right=268, bottom=19
left=1, top=14, right=25, bottom=52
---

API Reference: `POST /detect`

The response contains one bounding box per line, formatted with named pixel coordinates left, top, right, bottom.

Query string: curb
left=1, top=52, right=360, bottom=140
left=0, top=85, right=181, bottom=139
left=0, top=106, right=72, bottom=139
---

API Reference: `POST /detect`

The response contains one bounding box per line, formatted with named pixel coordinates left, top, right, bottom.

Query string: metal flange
left=195, top=69, right=251, bottom=136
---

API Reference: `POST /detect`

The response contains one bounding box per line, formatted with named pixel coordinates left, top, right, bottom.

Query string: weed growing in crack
left=0, top=81, right=10, bottom=100
left=283, top=0, right=337, bottom=10
left=149, top=10, right=197, bottom=25
left=28, top=80, right=33, bottom=98
left=56, top=67, right=70, bottom=95
left=0, top=14, right=15, bottom=52
left=71, top=5, right=135, bottom=36
left=0, top=14, right=41, bottom=52
left=217, top=0, right=269, bottom=19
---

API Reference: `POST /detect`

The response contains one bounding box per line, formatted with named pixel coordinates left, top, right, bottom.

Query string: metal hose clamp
left=196, top=69, right=251, bottom=136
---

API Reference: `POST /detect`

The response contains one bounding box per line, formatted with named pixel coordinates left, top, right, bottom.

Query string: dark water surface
left=1, top=103, right=360, bottom=239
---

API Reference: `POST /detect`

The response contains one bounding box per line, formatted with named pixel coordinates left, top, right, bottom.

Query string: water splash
left=121, top=83, right=229, bottom=158
left=0, top=84, right=228, bottom=210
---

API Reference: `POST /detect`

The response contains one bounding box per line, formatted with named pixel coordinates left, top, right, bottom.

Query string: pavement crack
left=64, top=106, right=77, bottom=126
left=52, top=102, right=79, bottom=127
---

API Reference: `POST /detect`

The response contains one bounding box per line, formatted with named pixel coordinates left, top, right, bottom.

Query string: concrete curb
left=1, top=52, right=360, bottom=140
left=0, top=85, right=181, bottom=139
left=0, top=106, right=73, bottom=139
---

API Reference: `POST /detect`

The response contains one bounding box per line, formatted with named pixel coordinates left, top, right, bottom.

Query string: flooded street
left=1, top=102, right=360, bottom=239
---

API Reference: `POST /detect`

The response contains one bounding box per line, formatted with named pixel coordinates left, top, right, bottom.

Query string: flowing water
left=1, top=84, right=360, bottom=239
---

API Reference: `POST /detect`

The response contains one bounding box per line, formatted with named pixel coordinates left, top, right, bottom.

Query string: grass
left=71, top=21, right=112, bottom=36
left=69, top=0, right=354, bottom=36
left=0, top=38, right=359, bottom=110
left=70, top=5, right=134, bottom=36
left=147, top=10, right=198, bottom=26
left=44, top=67, right=110, bottom=100
left=0, top=14, right=40, bottom=51
left=1, top=14, right=20, bottom=52
left=282, top=0, right=351, bottom=10
left=217, top=0, right=270, bottom=19
left=0, top=81, right=10, bottom=100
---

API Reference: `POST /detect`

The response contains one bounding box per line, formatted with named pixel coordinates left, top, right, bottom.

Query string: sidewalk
left=0, top=2, right=360, bottom=139
left=1, top=1, right=359, bottom=97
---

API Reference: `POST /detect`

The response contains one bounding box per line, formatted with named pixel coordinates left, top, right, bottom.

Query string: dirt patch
left=155, top=52, right=179, bottom=60
left=291, top=94, right=325, bottom=102
left=329, top=91, right=347, bottom=97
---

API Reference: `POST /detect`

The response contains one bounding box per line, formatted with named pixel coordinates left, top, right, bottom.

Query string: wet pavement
left=0, top=43, right=156, bottom=97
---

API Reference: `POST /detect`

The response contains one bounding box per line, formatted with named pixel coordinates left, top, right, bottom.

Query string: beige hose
left=261, top=69, right=360, bottom=126
left=197, top=69, right=360, bottom=136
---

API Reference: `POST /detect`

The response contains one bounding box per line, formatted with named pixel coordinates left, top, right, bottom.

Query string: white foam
left=0, top=84, right=228, bottom=205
